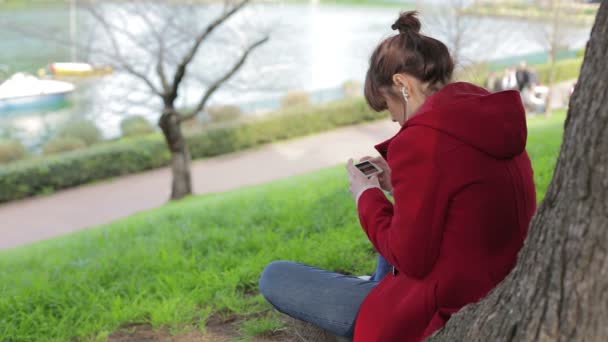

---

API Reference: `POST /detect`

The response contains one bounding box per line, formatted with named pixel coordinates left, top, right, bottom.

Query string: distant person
left=502, top=68, right=517, bottom=90
left=259, top=11, right=536, bottom=342
left=516, top=61, right=531, bottom=91
left=521, top=85, right=547, bottom=113
left=521, top=67, right=548, bottom=113
left=528, top=67, right=539, bottom=86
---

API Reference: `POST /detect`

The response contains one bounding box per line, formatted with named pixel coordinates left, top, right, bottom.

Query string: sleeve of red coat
left=357, top=126, right=449, bottom=280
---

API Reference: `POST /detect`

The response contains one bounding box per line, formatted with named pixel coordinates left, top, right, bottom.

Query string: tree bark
left=427, top=3, right=608, bottom=341
left=159, top=108, right=192, bottom=200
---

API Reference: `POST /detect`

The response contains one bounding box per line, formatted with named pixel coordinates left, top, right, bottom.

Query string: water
left=0, top=2, right=592, bottom=150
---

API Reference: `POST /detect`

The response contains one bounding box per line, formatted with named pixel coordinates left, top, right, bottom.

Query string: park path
left=0, top=120, right=397, bottom=250
left=0, top=82, right=574, bottom=250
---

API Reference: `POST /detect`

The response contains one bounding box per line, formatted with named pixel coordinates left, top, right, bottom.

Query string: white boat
left=0, top=73, right=75, bottom=112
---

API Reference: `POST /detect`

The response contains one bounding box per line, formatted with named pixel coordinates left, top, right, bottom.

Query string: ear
left=392, top=73, right=414, bottom=93
left=392, top=73, right=406, bottom=88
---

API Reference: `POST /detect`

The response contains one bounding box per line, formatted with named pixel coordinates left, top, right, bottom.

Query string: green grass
left=0, top=0, right=67, bottom=11
left=461, top=0, right=598, bottom=25
left=0, top=110, right=566, bottom=341
left=283, top=0, right=409, bottom=7
left=525, top=111, right=566, bottom=202
left=317, top=0, right=407, bottom=7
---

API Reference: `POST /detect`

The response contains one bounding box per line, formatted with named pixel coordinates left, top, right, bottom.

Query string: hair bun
left=391, top=11, right=421, bottom=35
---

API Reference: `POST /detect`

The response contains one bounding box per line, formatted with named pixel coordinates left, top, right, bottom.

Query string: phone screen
left=355, top=161, right=380, bottom=176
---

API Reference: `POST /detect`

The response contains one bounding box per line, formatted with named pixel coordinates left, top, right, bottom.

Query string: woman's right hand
left=360, top=156, right=393, bottom=193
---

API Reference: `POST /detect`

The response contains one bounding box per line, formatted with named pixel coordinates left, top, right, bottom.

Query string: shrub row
left=0, top=97, right=382, bottom=203
left=1, top=117, right=157, bottom=165
left=0, top=140, right=27, bottom=164
left=535, top=58, right=583, bottom=85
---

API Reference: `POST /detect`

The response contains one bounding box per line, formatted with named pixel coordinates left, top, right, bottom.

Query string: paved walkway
left=0, top=120, right=398, bottom=250
left=0, top=82, right=574, bottom=250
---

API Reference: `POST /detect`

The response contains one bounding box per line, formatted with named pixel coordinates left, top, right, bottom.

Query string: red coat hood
left=376, top=82, right=527, bottom=160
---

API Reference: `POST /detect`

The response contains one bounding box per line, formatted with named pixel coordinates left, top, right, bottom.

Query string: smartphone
left=354, top=160, right=383, bottom=177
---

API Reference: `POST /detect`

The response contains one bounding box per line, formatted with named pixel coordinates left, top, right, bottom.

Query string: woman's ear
left=392, top=73, right=406, bottom=89
left=392, top=73, right=413, bottom=94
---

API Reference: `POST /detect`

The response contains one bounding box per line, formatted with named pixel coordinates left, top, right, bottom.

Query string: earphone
left=401, top=86, right=410, bottom=123
left=401, top=86, right=409, bottom=103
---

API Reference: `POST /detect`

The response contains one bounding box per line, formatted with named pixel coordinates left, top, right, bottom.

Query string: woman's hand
left=347, top=158, right=381, bottom=203
left=360, top=155, right=393, bottom=193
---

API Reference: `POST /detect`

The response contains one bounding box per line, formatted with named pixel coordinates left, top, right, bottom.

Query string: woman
left=259, top=11, right=536, bottom=342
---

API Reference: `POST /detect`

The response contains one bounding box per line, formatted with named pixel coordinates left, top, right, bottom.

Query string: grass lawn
left=0, top=110, right=567, bottom=341
left=282, top=0, right=408, bottom=7
left=461, top=1, right=598, bottom=25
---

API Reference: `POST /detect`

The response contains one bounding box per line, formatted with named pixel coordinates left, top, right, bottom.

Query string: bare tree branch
left=86, top=4, right=156, bottom=55
left=169, top=0, right=250, bottom=103
left=181, top=35, right=269, bottom=122
left=85, top=5, right=162, bottom=96
left=133, top=3, right=172, bottom=94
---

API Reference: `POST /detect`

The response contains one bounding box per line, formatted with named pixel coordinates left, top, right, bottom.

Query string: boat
left=50, top=62, right=113, bottom=77
left=0, top=73, right=75, bottom=112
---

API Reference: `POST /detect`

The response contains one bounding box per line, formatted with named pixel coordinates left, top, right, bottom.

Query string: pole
left=70, top=0, right=77, bottom=62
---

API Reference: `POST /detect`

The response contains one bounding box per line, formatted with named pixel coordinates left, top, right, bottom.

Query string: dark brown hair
left=364, top=11, right=454, bottom=112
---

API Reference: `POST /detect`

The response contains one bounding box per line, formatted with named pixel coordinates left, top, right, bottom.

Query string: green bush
left=535, top=58, right=583, bottom=84
left=281, top=91, right=310, bottom=108
left=189, top=97, right=382, bottom=159
left=120, top=116, right=156, bottom=137
left=0, top=136, right=170, bottom=202
left=57, top=120, right=102, bottom=146
left=43, top=137, right=86, bottom=155
left=0, top=97, right=382, bottom=203
left=456, top=62, right=491, bottom=85
left=206, top=105, right=243, bottom=123
left=576, top=49, right=585, bottom=58
left=0, top=139, right=26, bottom=164
left=343, top=80, right=363, bottom=98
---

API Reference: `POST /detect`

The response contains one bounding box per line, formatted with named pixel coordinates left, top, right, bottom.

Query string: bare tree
left=417, top=0, right=481, bottom=69
left=425, top=3, right=608, bottom=340
left=71, top=0, right=269, bottom=200
left=527, top=0, right=575, bottom=116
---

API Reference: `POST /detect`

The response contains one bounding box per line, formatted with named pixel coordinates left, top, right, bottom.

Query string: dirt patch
left=107, top=315, right=296, bottom=342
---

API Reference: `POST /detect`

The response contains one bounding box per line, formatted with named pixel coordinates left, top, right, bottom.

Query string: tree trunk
left=427, top=3, right=607, bottom=341
left=159, top=108, right=192, bottom=200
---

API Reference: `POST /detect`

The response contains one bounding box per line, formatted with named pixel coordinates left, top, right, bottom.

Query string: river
left=0, top=1, right=591, bottom=150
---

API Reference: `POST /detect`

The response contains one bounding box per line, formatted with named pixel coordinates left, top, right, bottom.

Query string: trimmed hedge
left=120, top=116, right=156, bottom=137
left=535, top=58, right=583, bottom=84
left=0, top=140, right=27, bottom=164
left=0, top=97, right=383, bottom=203
left=57, top=120, right=102, bottom=146
left=206, top=105, right=243, bottom=123
left=281, top=91, right=311, bottom=108
left=43, top=137, right=87, bottom=155
left=0, top=137, right=170, bottom=201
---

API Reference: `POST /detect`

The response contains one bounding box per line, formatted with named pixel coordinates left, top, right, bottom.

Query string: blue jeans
left=258, top=255, right=392, bottom=339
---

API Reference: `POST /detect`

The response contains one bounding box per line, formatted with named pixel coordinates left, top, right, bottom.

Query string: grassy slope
left=0, top=110, right=566, bottom=341
left=461, top=1, right=598, bottom=25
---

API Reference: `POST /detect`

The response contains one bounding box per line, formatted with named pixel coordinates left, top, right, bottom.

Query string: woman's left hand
left=347, top=158, right=381, bottom=202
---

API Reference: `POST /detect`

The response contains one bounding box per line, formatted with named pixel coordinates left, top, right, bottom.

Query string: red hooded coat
left=354, top=82, right=537, bottom=341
